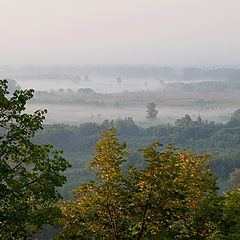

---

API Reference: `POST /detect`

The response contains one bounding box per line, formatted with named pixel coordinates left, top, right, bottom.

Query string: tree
left=232, top=109, right=240, bottom=121
left=216, top=187, right=240, bottom=239
left=116, top=77, right=122, bottom=84
left=197, top=115, right=203, bottom=125
left=56, top=129, right=220, bottom=239
left=146, top=102, right=158, bottom=119
left=228, top=109, right=240, bottom=126
left=4, top=79, right=20, bottom=94
left=228, top=168, right=240, bottom=187
left=175, top=114, right=192, bottom=127
left=0, top=80, right=71, bottom=239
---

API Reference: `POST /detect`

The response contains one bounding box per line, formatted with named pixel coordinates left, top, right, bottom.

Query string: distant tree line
left=33, top=108, right=240, bottom=188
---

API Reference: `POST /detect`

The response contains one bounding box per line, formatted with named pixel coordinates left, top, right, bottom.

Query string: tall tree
left=146, top=102, right=158, bottom=119
left=56, top=129, right=220, bottom=239
left=0, top=80, right=71, bottom=239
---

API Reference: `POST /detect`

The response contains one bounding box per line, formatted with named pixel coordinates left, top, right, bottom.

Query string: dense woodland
left=33, top=113, right=240, bottom=195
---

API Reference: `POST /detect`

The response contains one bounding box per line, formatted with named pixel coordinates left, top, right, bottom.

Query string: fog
left=16, top=77, right=161, bottom=94
left=1, top=0, right=240, bottom=126
left=16, top=77, right=219, bottom=94
left=1, top=0, right=240, bottom=66
left=2, top=65, right=229, bottom=94
left=26, top=103, right=236, bottom=126
left=2, top=65, right=239, bottom=125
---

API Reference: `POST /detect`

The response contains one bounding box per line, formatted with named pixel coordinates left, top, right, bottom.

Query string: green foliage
left=101, top=118, right=139, bottom=135
left=228, top=168, right=240, bottom=187
left=56, top=129, right=220, bottom=239
left=0, top=80, right=71, bottom=239
left=230, top=109, right=240, bottom=123
left=175, top=114, right=192, bottom=127
left=4, top=79, right=20, bottom=94
left=146, top=102, right=158, bottom=119
left=214, top=188, right=240, bottom=239
left=33, top=115, right=240, bottom=191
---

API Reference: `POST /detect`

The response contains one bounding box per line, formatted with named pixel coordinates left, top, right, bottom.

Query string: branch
left=137, top=169, right=160, bottom=240
left=106, top=197, right=119, bottom=240
left=23, top=175, right=44, bottom=188
left=10, top=158, right=26, bottom=173
left=137, top=187, right=153, bottom=240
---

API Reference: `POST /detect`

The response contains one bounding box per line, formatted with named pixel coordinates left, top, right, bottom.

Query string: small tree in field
left=0, top=80, right=71, bottom=239
left=146, top=102, right=158, bottom=119
left=56, top=129, right=221, bottom=240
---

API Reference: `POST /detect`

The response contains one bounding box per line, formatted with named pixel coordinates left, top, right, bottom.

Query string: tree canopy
left=56, top=129, right=221, bottom=239
left=0, top=79, right=71, bottom=239
left=146, top=102, right=158, bottom=119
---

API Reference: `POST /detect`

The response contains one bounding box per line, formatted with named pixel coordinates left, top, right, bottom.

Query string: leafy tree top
left=0, top=79, right=71, bottom=239
left=56, top=129, right=219, bottom=240
left=146, top=102, right=158, bottom=119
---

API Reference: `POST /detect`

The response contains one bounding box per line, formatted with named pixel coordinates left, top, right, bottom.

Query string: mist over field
left=27, top=103, right=236, bottom=125
left=1, top=65, right=239, bottom=125
left=15, top=77, right=161, bottom=94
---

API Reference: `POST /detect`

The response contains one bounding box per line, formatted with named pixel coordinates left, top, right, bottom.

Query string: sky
left=0, top=0, right=240, bottom=66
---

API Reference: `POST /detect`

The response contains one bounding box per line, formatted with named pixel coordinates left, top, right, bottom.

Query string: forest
left=1, top=79, right=240, bottom=239
left=34, top=112, right=240, bottom=194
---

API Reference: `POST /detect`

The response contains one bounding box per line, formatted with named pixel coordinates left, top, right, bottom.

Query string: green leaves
left=146, top=102, right=158, bottom=119
left=0, top=80, right=71, bottom=239
left=56, top=129, right=220, bottom=239
left=216, top=187, right=240, bottom=238
left=91, top=130, right=127, bottom=182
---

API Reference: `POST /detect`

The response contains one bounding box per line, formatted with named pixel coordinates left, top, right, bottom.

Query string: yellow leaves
left=57, top=130, right=219, bottom=239
left=180, top=153, right=186, bottom=161
left=145, top=172, right=151, bottom=177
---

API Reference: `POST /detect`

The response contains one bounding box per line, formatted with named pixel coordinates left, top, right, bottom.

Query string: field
left=27, top=89, right=240, bottom=125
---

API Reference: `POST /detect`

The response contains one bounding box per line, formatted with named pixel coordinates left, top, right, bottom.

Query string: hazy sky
left=1, top=0, right=240, bottom=66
